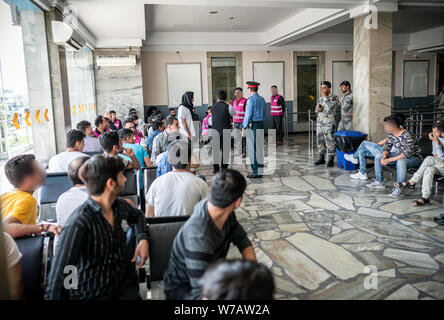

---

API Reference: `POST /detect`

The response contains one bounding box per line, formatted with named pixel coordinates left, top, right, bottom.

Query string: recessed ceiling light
left=209, top=10, right=218, bottom=14
left=229, top=16, right=234, bottom=20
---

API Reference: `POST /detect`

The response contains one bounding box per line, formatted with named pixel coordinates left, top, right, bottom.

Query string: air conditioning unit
left=96, top=55, right=137, bottom=67
left=51, top=21, right=85, bottom=50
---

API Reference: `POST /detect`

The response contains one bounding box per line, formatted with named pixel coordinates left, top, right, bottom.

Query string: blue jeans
left=354, top=141, right=421, bottom=183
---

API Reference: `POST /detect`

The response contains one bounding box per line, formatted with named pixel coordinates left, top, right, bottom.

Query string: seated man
left=48, top=129, right=89, bottom=173
left=93, top=115, right=110, bottom=138
left=433, top=196, right=444, bottom=226
left=151, top=116, right=180, bottom=164
left=45, top=155, right=149, bottom=300
left=146, top=121, right=164, bottom=150
left=345, top=115, right=421, bottom=197
left=1, top=155, right=60, bottom=238
left=108, top=110, right=123, bottom=131
left=163, top=169, right=256, bottom=300
left=2, top=230, right=23, bottom=299
left=146, top=140, right=208, bottom=217
left=400, top=121, right=444, bottom=206
left=99, top=131, right=140, bottom=170
left=76, top=120, right=102, bottom=153
left=55, top=156, right=90, bottom=226
left=201, top=260, right=274, bottom=300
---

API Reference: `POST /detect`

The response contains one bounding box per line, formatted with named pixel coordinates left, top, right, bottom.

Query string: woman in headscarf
left=177, top=91, right=196, bottom=140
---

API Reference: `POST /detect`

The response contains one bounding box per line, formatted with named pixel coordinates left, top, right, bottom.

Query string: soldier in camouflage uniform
left=315, top=81, right=340, bottom=167
left=337, top=80, right=353, bottom=131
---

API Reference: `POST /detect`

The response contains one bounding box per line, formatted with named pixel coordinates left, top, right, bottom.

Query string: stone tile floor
left=200, top=134, right=444, bottom=300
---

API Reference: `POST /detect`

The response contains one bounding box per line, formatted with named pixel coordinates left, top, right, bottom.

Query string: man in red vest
left=232, top=87, right=248, bottom=157
left=270, top=85, right=286, bottom=145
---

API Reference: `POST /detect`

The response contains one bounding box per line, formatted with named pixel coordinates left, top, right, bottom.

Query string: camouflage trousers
left=316, top=125, right=336, bottom=156
left=337, top=118, right=353, bottom=131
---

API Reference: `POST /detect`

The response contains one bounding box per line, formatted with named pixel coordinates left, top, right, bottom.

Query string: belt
left=252, top=120, right=263, bottom=124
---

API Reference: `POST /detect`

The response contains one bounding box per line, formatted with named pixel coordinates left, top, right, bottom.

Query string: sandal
left=394, top=181, right=415, bottom=189
left=412, top=198, right=430, bottom=207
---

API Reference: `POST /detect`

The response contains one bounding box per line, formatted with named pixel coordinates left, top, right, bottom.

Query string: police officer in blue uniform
left=242, top=81, right=266, bottom=178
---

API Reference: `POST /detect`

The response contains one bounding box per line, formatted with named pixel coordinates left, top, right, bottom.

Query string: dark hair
left=95, top=116, right=105, bottom=127
left=129, top=108, right=137, bottom=114
left=210, top=169, right=246, bottom=208
left=66, top=129, right=86, bottom=148
left=165, top=116, right=177, bottom=127
left=79, top=155, right=125, bottom=196
left=249, top=86, right=258, bottom=92
left=152, top=121, right=163, bottom=131
left=123, top=116, right=135, bottom=126
left=235, top=87, right=242, bottom=92
left=99, top=131, right=120, bottom=152
left=76, top=120, right=91, bottom=133
left=394, top=113, right=406, bottom=127
left=118, top=128, right=134, bottom=141
left=271, top=85, right=277, bottom=89
left=383, top=114, right=401, bottom=128
left=167, top=140, right=191, bottom=170
left=67, top=156, right=89, bottom=185
left=201, top=260, right=274, bottom=300
left=169, top=108, right=175, bottom=112
left=320, top=80, right=332, bottom=88
left=103, top=117, right=110, bottom=123
left=132, top=114, right=139, bottom=121
left=217, top=90, right=227, bottom=101
left=4, top=154, right=37, bottom=188
left=340, top=80, right=351, bottom=87
left=437, top=121, right=444, bottom=132
left=109, top=110, right=116, bottom=115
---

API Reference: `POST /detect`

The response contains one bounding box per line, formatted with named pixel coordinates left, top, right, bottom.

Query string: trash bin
left=335, top=130, right=367, bottom=170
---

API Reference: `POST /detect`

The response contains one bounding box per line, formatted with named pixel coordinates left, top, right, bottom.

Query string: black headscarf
left=181, top=91, right=194, bottom=112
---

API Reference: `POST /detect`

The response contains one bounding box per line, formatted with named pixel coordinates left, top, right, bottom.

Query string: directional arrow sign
left=35, top=109, right=41, bottom=124
left=72, top=105, right=76, bottom=115
left=12, top=113, right=20, bottom=129
left=44, top=108, right=49, bottom=122
left=25, top=111, right=31, bottom=127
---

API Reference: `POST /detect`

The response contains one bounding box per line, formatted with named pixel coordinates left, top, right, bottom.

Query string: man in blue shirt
left=242, top=81, right=266, bottom=178
left=147, top=121, right=164, bottom=150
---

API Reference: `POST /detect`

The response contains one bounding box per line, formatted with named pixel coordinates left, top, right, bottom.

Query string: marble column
left=353, top=12, right=393, bottom=142
left=93, top=48, right=144, bottom=120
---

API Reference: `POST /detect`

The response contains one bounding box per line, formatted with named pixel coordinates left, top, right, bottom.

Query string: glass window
left=297, top=56, right=318, bottom=122
left=0, top=0, right=56, bottom=193
left=211, top=57, right=236, bottom=104
left=403, top=60, right=429, bottom=98
left=66, top=46, right=96, bottom=129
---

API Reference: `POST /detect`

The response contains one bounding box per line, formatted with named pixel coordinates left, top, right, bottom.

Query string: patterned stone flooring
left=200, top=134, right=444, bottom=300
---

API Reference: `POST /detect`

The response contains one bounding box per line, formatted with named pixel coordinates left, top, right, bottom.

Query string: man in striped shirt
left=163, top=169, right=256, bottom=300
left=45, top=155, right=149, bottom=300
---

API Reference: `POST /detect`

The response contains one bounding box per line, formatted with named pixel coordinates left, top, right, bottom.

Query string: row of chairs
left=38, top=166, right=158, bottom=222
left=15, top=215, right=189, bottom=300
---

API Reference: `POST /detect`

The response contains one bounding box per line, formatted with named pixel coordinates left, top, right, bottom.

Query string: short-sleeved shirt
left=146, top=171, right=208, bottom=217
left=55, top=186, right=89, bottom=226
left=178, top=105, right=196, bottom=137
left=2, top=232, right=22, bottom=268
left=123, top=143, right=148, bottom=188
left=82, top=136, right=102, bottom=153
left=48, top=151, right=89, bottom=173
left=383, top=130, right=420, bottom=158
left=1, top=190, right=37, bottom=225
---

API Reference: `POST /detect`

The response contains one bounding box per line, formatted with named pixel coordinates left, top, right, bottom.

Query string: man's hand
left=123, top=147, right=135, bottom=158
left=316, top=106, right=323, bottom=112
left=429, top=132, right=438, bottom=142
left=380, top=158, right=391, bottom=166
left=242, top=128, right=246, bottom=137
left=132, top=239, right=149, bottom=268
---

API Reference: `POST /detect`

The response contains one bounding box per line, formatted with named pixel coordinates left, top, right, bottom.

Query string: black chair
left=145, top=216, right=189, bottom=292
left=122, top=169, right=140, bottom=208
left=38, top=173, right=73, bottom=222
left=142, top=167, right=158, bottom=197
left=15, top=234, right=54, bottom=300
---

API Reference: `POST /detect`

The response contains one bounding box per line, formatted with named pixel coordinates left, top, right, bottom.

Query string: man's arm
left=145, top=205, right=154, bottom=218
left=229, top=213, right=253, bottom=256
left=241, top=246, right=256, bottom=261
left=242, top=99, right=253, bottom=129
left=377, top=138, right=387, bottom=146
left=3, top=216, right=60, bottom=238
left=278, top=96, right=286, bottom=113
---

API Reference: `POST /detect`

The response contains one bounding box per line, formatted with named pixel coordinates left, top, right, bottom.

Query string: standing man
left=211, top=90, right=235, bottom=173
left=337, top=80, right=353, bottom=131
left=315, top=80, right=340, bottom=167
left=431, top=84, right=444, bottom=110
left=242, top=81, right=266, bottom=178
left=232, top=87, right=248, bottom=158
left=109, top=110, right=123, bottom=131
left=270, top=85, right=286, bottom=145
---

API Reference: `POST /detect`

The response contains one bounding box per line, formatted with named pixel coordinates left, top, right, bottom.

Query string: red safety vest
left=270, top=94, right=283, bottom=116
left=233, top=97, right=247, bottom=123
left=202, top=114, right=211, bottom=136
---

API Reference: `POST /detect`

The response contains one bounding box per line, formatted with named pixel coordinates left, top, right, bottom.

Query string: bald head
left=68, top=156, right=90, bottom=185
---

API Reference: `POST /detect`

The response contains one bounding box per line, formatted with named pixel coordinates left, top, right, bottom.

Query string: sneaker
left=344, top=153, right=359, bottom=164
left=366, top=180, right=385, bottom=189
left=389, top=187, right=403, bottom=198
left=350, top=171, right=368, bottom=180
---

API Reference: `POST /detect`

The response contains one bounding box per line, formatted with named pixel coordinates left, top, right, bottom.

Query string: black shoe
left=433, top=217, right=444, bottom=225
left=242, top=154, right=246, bottom=158
left=327, top=156, right=335, bottom=167
left=315, top=155, right=325, bottom=165
left=247, top=174, right=263, bottom=179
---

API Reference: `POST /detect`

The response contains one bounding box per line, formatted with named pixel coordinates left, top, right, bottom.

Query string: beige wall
left=242, top=51, right=294, bottom=100
left=141, top=51, right=208, bottom=106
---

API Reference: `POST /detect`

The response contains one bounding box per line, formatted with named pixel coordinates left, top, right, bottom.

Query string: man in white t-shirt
left=146, top=140, right=208, bottom=217
left=48, top=129, right=89, bottom=173
left=2, top=231, right=23, bottom=299
left=178, top=92, right=197, bottom=140
left=55, top=156, right=90, bottom=226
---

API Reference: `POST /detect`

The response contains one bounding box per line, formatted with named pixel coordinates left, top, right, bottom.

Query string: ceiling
left=151, top=5, right=301, bottom=32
